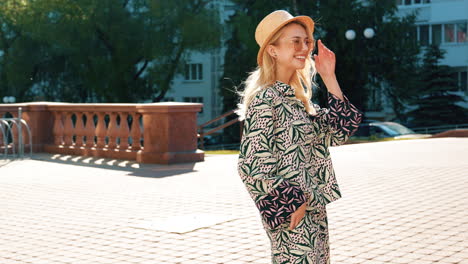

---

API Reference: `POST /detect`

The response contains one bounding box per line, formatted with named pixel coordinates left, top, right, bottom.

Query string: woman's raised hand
left=313, top=39, right=336, bottom=79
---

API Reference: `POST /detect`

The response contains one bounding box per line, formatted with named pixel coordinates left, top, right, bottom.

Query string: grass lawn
left=204, top=150, right=240, bottom=155
left=203, top=137, right=432, bottom=155
left=346, top=137, right=431, bottom=144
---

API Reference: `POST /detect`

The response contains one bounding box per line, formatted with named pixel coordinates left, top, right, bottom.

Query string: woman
left=235, top=10, right=364, bottom=263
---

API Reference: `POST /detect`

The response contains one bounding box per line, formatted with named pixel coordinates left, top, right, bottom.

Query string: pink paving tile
left=0, top=138, right=466, bottom=264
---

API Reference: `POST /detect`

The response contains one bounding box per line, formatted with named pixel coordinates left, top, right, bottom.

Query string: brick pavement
left=0, top=137, right=467, bottom=264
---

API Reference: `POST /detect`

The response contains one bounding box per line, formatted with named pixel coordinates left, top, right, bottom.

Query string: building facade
left=366, top=0, right=468, bottom=121
left=398, top=0, right=468, bottom=91
left=398, top=0, right=468, bottom=101
left=161, top=0, right=235, bottom=126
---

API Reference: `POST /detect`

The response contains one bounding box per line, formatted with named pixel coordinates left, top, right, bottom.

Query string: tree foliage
left=220, top=0, right=421, bottom=143
left=0, top=0, right=221, bottom=102
left=406, top=45, right=468, bottom=126
left=220, top=0, right=292, bottom=143
left=313, top=0, right=421, bottom=123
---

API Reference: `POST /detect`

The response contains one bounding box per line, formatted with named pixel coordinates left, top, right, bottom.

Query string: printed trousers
left=262, top=206, right=330, bottom=264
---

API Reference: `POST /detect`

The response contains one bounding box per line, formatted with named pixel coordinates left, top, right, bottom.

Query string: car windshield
left=377, top=122, right=416, bottom=136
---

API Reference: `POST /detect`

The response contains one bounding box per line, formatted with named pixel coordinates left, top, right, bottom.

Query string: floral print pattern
left=237, top=80, right=363, bottom=263
left=255, top=180, right=308, bottom=229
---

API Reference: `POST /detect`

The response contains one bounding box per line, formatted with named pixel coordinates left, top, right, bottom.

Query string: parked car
left=361, top=119, right=382, bottom=123
left=351, top=121, right=432, bottom=140
left=198, top=133, right=223, bottom=147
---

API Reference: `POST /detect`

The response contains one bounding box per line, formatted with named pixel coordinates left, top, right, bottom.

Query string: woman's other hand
left=289, top=202, right=307, bottom=230
left=313, top=39, right=336, bottom=79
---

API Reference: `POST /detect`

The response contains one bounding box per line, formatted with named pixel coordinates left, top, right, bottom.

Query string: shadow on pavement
left=31, top=153, right=199, bottom=179
left=0, top=159, right=14, bottom=168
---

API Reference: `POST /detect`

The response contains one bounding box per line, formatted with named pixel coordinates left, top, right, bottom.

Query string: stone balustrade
left=0, top=102, right=204, bottom=164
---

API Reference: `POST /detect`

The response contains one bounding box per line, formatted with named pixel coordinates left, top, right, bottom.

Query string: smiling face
left=267, top=22, right=314, bottom=72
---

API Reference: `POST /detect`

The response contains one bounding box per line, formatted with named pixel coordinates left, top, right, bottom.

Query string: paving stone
left=0, top=138, right=466, bottom=263
left=440, top=256, right=468, bottom=264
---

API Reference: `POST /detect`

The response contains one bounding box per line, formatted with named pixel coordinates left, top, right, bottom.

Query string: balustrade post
left=85, top=113, right=96, bottom=148
left=130, top=113, right=141, bottom=151
left=63, top=112, right=74, bottom=146
left=119, top=112, right=130, bottom=150
left=0, top=104, right=54, bottom=153
left=136, top=102, right=204, bottom=164
left=53, top=112, right=64, bottom=146
left=95, top=113, right=107, bottom=149
left=107, top=112, right=118, bottom=149
left=75, top=113, right=85, bottom=147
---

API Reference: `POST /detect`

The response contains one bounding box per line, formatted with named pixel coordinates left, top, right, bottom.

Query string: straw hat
left=255, top=10, right=315, bottom=66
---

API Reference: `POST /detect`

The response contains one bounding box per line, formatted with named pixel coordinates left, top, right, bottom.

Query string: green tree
left=220, top=0, right=291, bottom=144
left=0, top=0, right=28, bottom=99
left=0, top=0, right=221, bottom=103
left=406, top=45, right=468, bottom=127
left=303, top=0, right=421, bottom=122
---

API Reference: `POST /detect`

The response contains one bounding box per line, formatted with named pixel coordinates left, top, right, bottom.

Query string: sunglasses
left=289, top=38, right=315, bottom=51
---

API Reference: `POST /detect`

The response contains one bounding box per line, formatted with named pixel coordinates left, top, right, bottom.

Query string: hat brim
left=257, top=16, right=315, bottom=66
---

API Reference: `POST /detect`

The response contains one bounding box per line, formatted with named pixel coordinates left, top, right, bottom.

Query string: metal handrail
left=0, top=120, right=12, bottom=157
left=0, top=122, right=6, bottom=156
left=411, top=123, right=468, bottom=134
left=198, top=109, right=237, bottom=129
left=0, top=119, right=15, bottom=157
left=197, top=109, right=241, bottom=150
left=0, top=107, right=33, bottom=159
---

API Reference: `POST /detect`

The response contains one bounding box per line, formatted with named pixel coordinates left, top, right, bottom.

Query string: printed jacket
left=237, top=80, right=364, bottom=229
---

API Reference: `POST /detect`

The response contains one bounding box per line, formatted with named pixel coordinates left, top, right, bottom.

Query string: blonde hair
left=234, top=21, right=318, bottom=121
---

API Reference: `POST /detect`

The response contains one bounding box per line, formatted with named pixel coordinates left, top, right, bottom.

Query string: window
left=161, top=97, right=175, bottom=102
left=432, top=24, right=441, bottom=45
left=419, top=25, right=429, bottom=46
left=444, top=24, right=455, bottom=43
left=419, top=22, right=468, bottom=45
left=354, top=125, right=370, bottom=137
left=370, top=126, right=389, bottom=138
left=450, top=72, right=459, bottom=91
left=451, top=71, right=468, bottom=92
left=461, top=71, right=467, bottom=92
left=183, top=97, right=203, bottom=103
left=397, top=0, right=430, bottom=5
left=183, top=97, right=204, bottom=113
left=410, top=26, right=418, bottom=44
left=184, top=63, right=203, bottom=81
left=457, top=22, right=467, bottom=43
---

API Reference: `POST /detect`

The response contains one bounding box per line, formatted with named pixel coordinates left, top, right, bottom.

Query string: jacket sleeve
left=312, top=90, right=364, bottom=147
left=239, top=94, right=307, bottom=229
